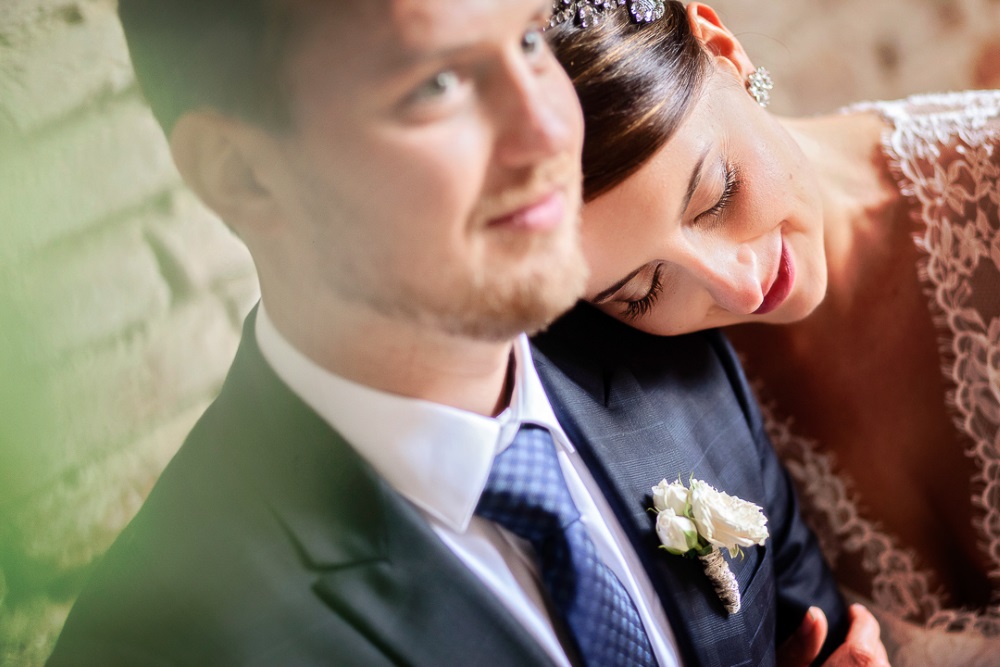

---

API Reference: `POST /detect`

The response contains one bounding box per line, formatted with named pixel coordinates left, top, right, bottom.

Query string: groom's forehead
left=376, top=0, right=543, bottom=46
left=290, top=0, right=547, bottom=64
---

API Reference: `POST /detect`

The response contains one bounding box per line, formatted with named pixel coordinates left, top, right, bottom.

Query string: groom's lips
left=486, top=190, right=566, bottom=232
left=754, top=240, right=794, bottom=315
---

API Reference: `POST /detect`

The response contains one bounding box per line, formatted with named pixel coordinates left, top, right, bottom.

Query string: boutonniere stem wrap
left=651, top=478, right=769, bottom=614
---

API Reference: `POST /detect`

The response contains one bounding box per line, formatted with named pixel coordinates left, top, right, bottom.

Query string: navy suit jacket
left=531, top=304, right=848, bottom=666
left=48, top=305, right=846, bottom=666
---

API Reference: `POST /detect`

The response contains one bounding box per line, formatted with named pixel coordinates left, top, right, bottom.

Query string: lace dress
left=762, top=91, right=1000, bottom=666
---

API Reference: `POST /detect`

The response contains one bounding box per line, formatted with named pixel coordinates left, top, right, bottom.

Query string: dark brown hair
left=118, top=0, right=299, bottom=135
left=547, top=2, right=708, bottom=201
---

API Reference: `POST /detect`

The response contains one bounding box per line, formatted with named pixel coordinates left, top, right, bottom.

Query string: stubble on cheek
left=295, top=121, right=588, bottom=340
left=466, top=221, right=588, bottom=339
left=421, top=150, right=585, bottom=338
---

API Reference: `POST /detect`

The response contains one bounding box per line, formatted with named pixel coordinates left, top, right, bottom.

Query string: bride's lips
left=486, top=190, right=565, bottom=232
left=754, top=240, right=795, bottom=315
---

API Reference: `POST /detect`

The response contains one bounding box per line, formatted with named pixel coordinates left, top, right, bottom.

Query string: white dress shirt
left=256, top=303, right=682, bottom=667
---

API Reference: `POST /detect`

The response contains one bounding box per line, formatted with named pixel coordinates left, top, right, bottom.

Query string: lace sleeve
left=852, top=90, right=1000, bottom=634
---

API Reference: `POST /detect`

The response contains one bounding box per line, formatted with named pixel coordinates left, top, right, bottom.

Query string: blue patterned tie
left=475, top=424, right=658, bottom=667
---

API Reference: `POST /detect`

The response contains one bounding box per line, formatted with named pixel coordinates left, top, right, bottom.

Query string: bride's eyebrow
left=591, top=145, right=712, bottom=306
left=678, top=145, right=712, bottom=219
left=592, top=265, right=645, bottom=304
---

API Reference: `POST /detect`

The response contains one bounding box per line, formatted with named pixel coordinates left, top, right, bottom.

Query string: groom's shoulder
left=47, top=327, right=374, bottom=665
left=532, top=303, right=742, bottom=392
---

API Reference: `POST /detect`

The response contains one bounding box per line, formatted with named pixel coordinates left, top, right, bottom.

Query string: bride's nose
left=684, top=242, right=764, bottom=314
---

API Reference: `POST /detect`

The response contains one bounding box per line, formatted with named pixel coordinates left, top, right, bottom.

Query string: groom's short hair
left=118, top=0, right=313, bottom=135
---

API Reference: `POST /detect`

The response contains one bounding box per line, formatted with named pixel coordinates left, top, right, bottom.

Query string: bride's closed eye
left=696, top=161, right=742, bottom=224
left=614, top=160, right=743, bottom=321
left=622, top=264, right=664, bottom=321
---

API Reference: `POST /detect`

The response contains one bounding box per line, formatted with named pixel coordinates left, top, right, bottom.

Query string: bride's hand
left=778, top=604, right=891, bottom=667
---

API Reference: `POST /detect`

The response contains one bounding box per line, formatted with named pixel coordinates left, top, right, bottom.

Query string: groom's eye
left=396, top=66, right=475, bottom=121
left=410, top=70, right=461, bottom=103
left=521, top=28, right=544, bottom=58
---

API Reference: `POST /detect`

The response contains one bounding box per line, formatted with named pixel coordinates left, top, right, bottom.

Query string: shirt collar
left=255, top=302, right=567, bottom=533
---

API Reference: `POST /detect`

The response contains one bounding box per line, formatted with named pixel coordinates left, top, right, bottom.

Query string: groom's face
left=260, top=0, right=588, bottom=340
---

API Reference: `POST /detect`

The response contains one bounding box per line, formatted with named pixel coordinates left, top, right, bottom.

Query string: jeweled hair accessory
left=549, top=0, right=666, bottom=29
left=746, top=67, right=773, bottom=108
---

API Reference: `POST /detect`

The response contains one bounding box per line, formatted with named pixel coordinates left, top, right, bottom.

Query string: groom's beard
left=332, top=167, right=587, bottom=342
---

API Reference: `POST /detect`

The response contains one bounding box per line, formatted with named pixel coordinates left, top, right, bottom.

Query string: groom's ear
left=686, top=3, right=755, bottom=80
left=169, top=111, right=286, bottom=236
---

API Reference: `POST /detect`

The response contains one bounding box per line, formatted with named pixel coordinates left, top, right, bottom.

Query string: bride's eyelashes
left=617, top=162, right=742, bottom=321
left=615, top=161, right=742, bottom=321
left=622, top=265, right=664, bottom=321
left=695, top=161, right=742, bottom=224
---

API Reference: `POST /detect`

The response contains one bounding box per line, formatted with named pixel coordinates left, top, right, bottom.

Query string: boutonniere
left=650, top=478, right=768, bottom=614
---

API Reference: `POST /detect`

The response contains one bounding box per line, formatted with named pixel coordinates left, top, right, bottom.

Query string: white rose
left=651, top=479, right=690, bottom=515
left=690, top=478, right=768, bottom=557
left=655, top=509, right=700, bottom=555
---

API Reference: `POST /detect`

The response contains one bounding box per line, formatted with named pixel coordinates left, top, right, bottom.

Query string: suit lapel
left=534, top=350, right=706, bottom=666
left=311, top=480, right=557, bottom=667
left=532, top=306, right=774, bottom=667
left=227, top=311, right=557, bottom=667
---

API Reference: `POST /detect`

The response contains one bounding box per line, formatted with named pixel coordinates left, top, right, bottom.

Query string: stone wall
left=0, top=0, right=997, bottom=664
left=0, top=1, right=258, bottom=664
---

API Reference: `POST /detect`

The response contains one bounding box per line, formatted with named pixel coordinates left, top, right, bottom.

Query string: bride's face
left=580, top=67, right=828, bottom=336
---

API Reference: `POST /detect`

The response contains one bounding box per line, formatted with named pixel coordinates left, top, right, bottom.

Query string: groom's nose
left=491, top=51, right=580, bottom=169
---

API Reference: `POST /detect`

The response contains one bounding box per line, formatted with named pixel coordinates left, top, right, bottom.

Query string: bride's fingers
left=777, top=606, right=828, bottom=667
left=822, top=604, right=890, bottom=667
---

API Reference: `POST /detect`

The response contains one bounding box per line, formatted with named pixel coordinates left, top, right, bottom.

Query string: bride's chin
left=778, top=283, right=827, bottom=323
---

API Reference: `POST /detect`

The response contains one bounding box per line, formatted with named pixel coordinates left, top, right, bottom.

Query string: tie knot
left=476, top=425, right=580, bottom=543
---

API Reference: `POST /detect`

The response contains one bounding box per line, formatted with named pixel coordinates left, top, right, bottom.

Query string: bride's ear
left=686, top=3, right=755, bottom=80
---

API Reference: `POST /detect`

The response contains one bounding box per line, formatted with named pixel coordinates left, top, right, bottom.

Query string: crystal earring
left=746, top=67, right=773, bottom=108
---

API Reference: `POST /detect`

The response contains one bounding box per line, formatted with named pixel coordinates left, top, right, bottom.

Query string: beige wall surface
left=712, top=0, right=1000, bottom=115
left=0, top=2, right=259, bottom=663
left=1, top=1, right=998, bottom=664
